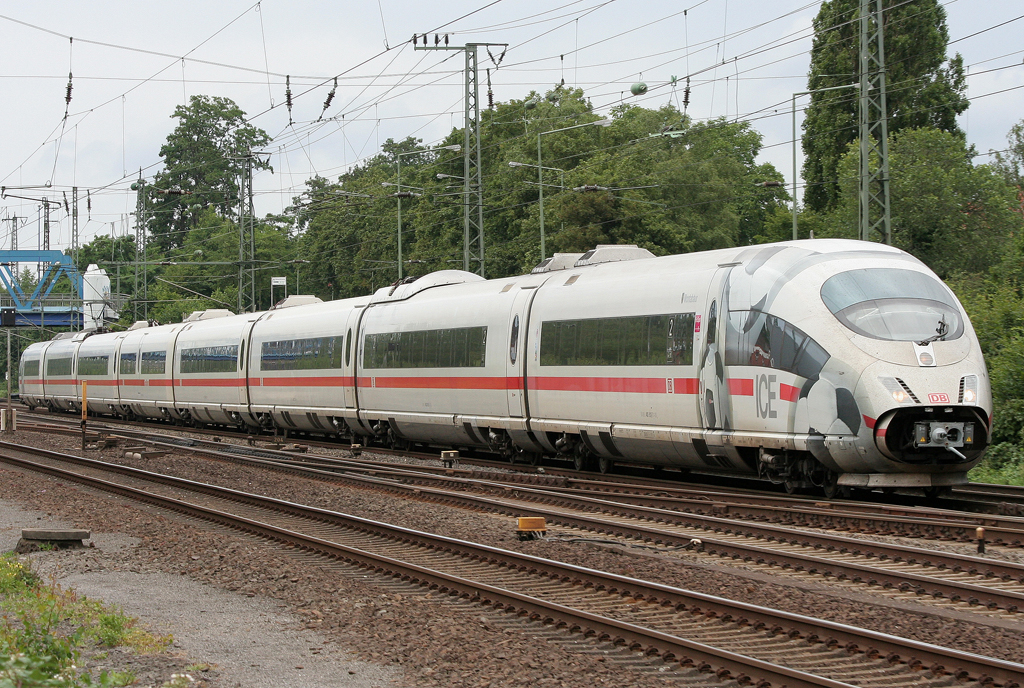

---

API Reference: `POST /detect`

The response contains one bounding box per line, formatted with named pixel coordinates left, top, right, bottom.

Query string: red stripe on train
left=727, top=378, right=754, bottom=396
left=779, top=383, right=800, bottom=403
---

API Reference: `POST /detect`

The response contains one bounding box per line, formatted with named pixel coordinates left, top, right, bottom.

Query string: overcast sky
left=1, top=0, right=1021, bottom=255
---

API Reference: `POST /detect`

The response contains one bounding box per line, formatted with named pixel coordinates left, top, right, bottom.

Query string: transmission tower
left=858, top=0, right=891, bottom=244
left=237, top=154, right=258, bottom=313
left=2, top=215, right=19, bottom=278
left=415, top=35, right=507, bottom=277
left=131, top=175, right=148, bottom=321
left=71, top=187, right=79, bottom=269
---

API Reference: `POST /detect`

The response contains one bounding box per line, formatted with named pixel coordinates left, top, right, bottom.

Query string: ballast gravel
left=1, top=424, right=1023, bottom=688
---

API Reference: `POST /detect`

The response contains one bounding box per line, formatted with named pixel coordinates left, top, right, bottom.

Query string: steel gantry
left=414, top=35, right=506, bottom=277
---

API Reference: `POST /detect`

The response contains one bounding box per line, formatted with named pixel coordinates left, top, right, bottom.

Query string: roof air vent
left=531, top=253, right=584, bottom=274
left=573, top=244, right=655, bottom=267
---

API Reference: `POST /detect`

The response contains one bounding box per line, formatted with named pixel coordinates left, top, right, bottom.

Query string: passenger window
left=510, top=315, right=519, bottom=364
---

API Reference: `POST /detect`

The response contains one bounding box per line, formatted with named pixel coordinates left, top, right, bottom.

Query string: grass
left=0, top=552, right=173, bottom=687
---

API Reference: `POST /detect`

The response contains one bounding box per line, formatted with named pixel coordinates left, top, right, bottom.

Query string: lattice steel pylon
left=858, top=0, right=891, bottom=244
left=71, top=187, right=78, bottom=270
left=132, top=175, right=148, bottom=321
left=237, top=154, right=257, bottom=313
left=415, top=36, right=506, bottom=277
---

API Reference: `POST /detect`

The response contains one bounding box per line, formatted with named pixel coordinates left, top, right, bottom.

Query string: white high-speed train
left=20, top=239, right=992, bottom=497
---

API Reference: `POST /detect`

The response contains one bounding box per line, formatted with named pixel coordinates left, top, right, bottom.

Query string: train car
left=39, top=334, right=82, bottom=411
left=75, top=330, right=125, bottom=415
left=20, top=239, right=992, bottom=497
left=172, top=312, right=257, bottom=426
left=19, top=341, right=49, bottom=409
left=246, top=296, right=368, bottom=433
left=354, top=270, right=543, bottom=451
left=115, top=321, right=186, bottom=420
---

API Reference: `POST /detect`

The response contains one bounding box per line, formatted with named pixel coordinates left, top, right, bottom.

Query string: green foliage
left=992, top=119, right=1024, bottom=189
left=296, top=91, right=786, bottom=298
left=822, top=128, right=1019, bottom=277
left=148, top=95, right=271, bottom=252
left=802, top=0, right=967, bottom=212
left=0, top=555, right=171, bottom=687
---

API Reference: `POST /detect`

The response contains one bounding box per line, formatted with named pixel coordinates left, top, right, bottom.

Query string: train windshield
left=820, top=268, right=963, bottom=342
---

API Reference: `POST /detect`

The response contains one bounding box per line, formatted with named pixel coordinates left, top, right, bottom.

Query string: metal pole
left=537, top=133, right=545, bottom=261
left=397, top=156, right=403, bottom=280
left=791, top=84, right=857, bottom=241
left=6, top=328, right=11, bottom=433
left=792, top=93, right=798, bottom=241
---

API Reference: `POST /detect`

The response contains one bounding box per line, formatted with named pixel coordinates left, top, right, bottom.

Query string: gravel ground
left=2, top=424, right=1023, bottom=688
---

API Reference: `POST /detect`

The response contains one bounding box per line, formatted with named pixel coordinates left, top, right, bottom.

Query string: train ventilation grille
left=894, top=378, right=921, bottom=404
left=958, top=376, right=966, bottom=403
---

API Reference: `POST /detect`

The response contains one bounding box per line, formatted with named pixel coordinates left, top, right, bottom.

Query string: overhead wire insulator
left=63, top=72, right=73, bottom=120
left=486, top=68, right=494, bottom=109
left=285, top=75, right=293, bottom=126
left=683, top=77, right=691, bottom=113
left=320, top=77, right=337, bottom=121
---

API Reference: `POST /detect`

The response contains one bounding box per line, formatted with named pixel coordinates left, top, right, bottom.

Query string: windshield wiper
left=917, top=316, right=948, bottom=346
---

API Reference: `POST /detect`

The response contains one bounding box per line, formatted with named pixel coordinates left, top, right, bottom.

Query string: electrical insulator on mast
left=683, top=77, right=691, bottom=113
left=64, top=72, right=73, bottom=120
left=320, top=77, right=337, bottom=120
left=285, top=75, right=293, bottom=125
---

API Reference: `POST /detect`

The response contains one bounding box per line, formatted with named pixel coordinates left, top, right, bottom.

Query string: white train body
left=20, top=240, right=992, bottom=493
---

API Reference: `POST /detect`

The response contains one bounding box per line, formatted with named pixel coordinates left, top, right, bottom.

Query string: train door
left=698, top=266, right=734, bottom=431
left=342, top=308, right=363, bottom=409
left=505, top=287, right=538, bottom=417
left=238, top=318, right=261, bottom=424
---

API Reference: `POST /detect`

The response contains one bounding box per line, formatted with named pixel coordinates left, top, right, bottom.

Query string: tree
left=992, top=120, right=1024, bottom=221
left=825, top=128, right=1020, bottom=277
left=801, top=0, right=967, bottom=213
left=148, top=95, right=271, bottom=252
left=294, top=91, right=787, bottom=300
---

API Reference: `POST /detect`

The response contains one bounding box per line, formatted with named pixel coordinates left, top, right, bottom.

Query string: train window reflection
left=260, top=336, right=343, bottom=371
left=77, top=355, right=110, bottom=376
left=821, top=268, right=963, bottom=342
left=725, top=311, right=829, bottom=380
left=180, top=345, right=239, bottom=374
left=120, top=353, right=137, bottom=375
left=540, top=313, right=695, bottom=366
left=46, top=357, right=72, bottom=376
left=363, top=326, right=487, bottom=369
left=140, top=351, right=167, bottom=375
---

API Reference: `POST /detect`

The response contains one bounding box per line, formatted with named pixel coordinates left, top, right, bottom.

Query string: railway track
left=16, top=418, right=1024, bottom=618
left=24, top=406, right=1024, bottom=517
left=1, top=439, right=1021, bottom=688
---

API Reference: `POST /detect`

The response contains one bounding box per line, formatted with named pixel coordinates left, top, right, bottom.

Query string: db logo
left=928, top=393, right=950, bottom=404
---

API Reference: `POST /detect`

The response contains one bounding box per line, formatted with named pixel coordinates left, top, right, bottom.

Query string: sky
left=0, top=0, right=1021, bottom=258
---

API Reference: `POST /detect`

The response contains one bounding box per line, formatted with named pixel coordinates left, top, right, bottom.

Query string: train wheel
left=598, top=457, right=613, bottom=474
left=819, top=470, right=852, bottom=499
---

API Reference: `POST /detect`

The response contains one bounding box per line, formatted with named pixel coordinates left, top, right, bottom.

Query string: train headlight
left=880, top=377, right=917, bottom=405
left=959, top=375, right=978, bottom=404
